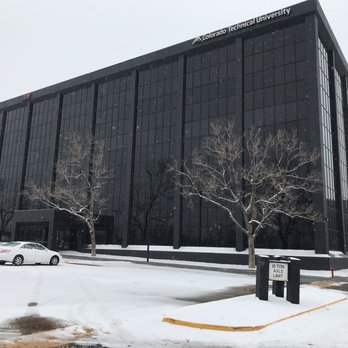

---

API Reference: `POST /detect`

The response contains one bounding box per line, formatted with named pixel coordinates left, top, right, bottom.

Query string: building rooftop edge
left=1, top=0, right=346, bottom=110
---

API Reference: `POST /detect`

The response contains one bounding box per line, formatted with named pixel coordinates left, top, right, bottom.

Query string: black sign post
left=256, top=255, right=300, bottom=304
left=272, top=280, right=285, bottom=298
left=256, top=255, right=270, bottom=301
left=286, top=257, right=300, bottom=304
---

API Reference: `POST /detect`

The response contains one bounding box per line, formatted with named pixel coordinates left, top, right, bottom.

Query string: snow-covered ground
left=1, top=257, right=348, bottom=347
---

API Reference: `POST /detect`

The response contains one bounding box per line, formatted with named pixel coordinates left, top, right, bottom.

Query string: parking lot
left=1, top=257, right=348, bottom=348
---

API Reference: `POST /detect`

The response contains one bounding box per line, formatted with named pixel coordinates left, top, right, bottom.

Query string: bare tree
left=0, top=178, right=14, bottom=241
left=171, top=121, right=322, bottom=268
left=25, top=133, right=112, bottom=256
left=131, top=161, right=174, bottom=244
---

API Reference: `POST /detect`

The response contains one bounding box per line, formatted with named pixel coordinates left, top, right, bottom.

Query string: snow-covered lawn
left=1, top=258, right=348, bottom=347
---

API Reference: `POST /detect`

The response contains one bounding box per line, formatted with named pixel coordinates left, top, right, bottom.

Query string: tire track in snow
left=23, top=267, right=44, bottom=316
left=65, top=266, right=115, bottom=329
left=0, top=267, right=43, bottom=342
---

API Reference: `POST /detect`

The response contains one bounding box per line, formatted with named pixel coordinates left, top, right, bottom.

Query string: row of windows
left=60, top=88, right=94, bottom=135
left=132, top=63, right=178, bottom=243
left=186, top=80, right=236, bottom=106
left=25, top=98, right=57, bottom=191
left=98, top=106, right=133, bottom=124
left=185, top=45, right=237, bottom=140
left=244, top=61, right=306, bottom=91
left=97, top=90, right=133, bottom=112
left=62, top=88, right=91, bottom=106
left=184, top=45, right=236, bottom=156
left=318, top=38, right=335, bottom=202
left=244, top=23, right=305, bottom=56
left=187, top=63, right=236, bottom=89
left=136, top=126, right=175, bottom=146
left=186, top=45, right=236, bottom=73
left=98, top=75, right=132, bottom=96
left=138, top=94, right=178, bottom=115
left=137, top=109, right=177, bottom=131
left=95, top=77, right=133, bottom=218
left=135, top=63, right=178, bottom=163
left=244, top=42, right=306, bottom=74
left=138, top=62, right=178, bottom=85
left=138, top=77, right=179, bottom=100
left=245, top=80, right=306, bottom=111
left=134, top=141, right=175, bottom=165
left=182, top=196, right=233, bottom=247
left=245, top=102, right=307, bottom=128
left=0, top=107, right=28, bottom=206
left=334, top=69, right=348, bottom=200
left=187, top=98, right=236, bottom=125
left=32, top=98, right=56, bottom=114
left=185, top=119, right=216, bottom=139
left=186, top=96, right=237, bottom=123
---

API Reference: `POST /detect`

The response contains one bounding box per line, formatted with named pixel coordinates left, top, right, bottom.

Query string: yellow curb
left=162, top=297, right=347, bottom=332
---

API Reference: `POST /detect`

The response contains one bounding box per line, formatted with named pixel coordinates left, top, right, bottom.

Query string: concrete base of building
left=78, top=247, right=348, bottom=271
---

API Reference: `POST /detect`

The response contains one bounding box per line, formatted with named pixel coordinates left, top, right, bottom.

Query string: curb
left=162, top=297, right=347, bottom=332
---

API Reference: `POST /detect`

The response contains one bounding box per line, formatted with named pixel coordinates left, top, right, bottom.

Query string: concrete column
left=123, top=70, right=139, bottom=247
left=18, top=102, right=33, bottom=210
left=173, top=55, right=186, bottom=249
left=235, top=37, right=247, bottom=252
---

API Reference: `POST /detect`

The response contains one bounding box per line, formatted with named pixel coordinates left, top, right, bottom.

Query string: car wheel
left=50, top=256, right=59, bottom=266
left=13, top=255, right=24, bottom=266
left=0, top=261, right=6, bottom=265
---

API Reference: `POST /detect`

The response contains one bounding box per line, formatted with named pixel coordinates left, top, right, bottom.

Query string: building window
left=334, top=69, right=348, bottom=201
left=318, top=38, right=335, bottom=202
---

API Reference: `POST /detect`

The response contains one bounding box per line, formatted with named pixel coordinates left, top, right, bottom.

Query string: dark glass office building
left=0, top=0, right=347, bottom=255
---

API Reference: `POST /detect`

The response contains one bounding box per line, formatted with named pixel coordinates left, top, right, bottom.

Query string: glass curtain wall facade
left=58, top=86, right=94, bottom=160
left=183, top=45, right=236, bottom=247
left=130, top=62, right=178, bottom=245
left=0, top=106, right=30, bottom=209
left=95, top=75, right=134, bottom=243
left=318, top=38, right=337, bottom=248
left=243, top=23, right=313, bottom=249
left=22, top=97, right=59, bottom=209
left=334, top=71, right=348, bottom=249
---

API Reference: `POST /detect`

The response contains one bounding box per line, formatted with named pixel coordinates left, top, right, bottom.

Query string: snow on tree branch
left=170, top=121, right=322, bottom=268
left=24, top=132, right=113, bottom=256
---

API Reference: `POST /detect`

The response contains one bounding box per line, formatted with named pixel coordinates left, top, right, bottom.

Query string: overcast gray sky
left=0, top=0, right=347, bottom=102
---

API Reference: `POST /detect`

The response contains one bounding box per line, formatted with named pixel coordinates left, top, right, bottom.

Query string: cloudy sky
left=0, top=0, right=346, bottom=102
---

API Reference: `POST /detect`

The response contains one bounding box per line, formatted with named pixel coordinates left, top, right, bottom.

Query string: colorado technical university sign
left=192, top=7, right=291, bottom=45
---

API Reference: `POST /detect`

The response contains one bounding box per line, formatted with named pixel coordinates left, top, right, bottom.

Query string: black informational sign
left=256, top=255, right=300, bottom=304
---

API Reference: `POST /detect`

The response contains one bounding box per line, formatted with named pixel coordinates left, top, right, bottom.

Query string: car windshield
left=0, top=242, right=20, bottom=247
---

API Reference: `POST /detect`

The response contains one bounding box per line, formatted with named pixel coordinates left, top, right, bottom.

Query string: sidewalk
left=162, top=286, right=347, bottom=331
left=60, top=250, right=346, bottom=286
left=60, top=250, right=257, bottom=275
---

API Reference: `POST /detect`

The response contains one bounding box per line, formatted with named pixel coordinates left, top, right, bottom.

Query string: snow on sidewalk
left=162, top=286, right=347, bottom=331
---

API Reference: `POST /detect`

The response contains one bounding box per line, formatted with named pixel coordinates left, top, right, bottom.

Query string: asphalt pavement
left=61, top=252, right=348, bottom=286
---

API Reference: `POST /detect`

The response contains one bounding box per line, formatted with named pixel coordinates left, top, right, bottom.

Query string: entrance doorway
left=15, top=224, right=49, bottom=246
left=56, top=229, right=78, bottom=250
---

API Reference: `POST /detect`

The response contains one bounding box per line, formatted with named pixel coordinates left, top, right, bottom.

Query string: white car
left=0, top=241, right=61, bottom=266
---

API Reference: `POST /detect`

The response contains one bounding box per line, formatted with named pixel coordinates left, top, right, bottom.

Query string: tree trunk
left=248, top=233, right=256, bottom=268
left=89, top=220, right=96, bottom=257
